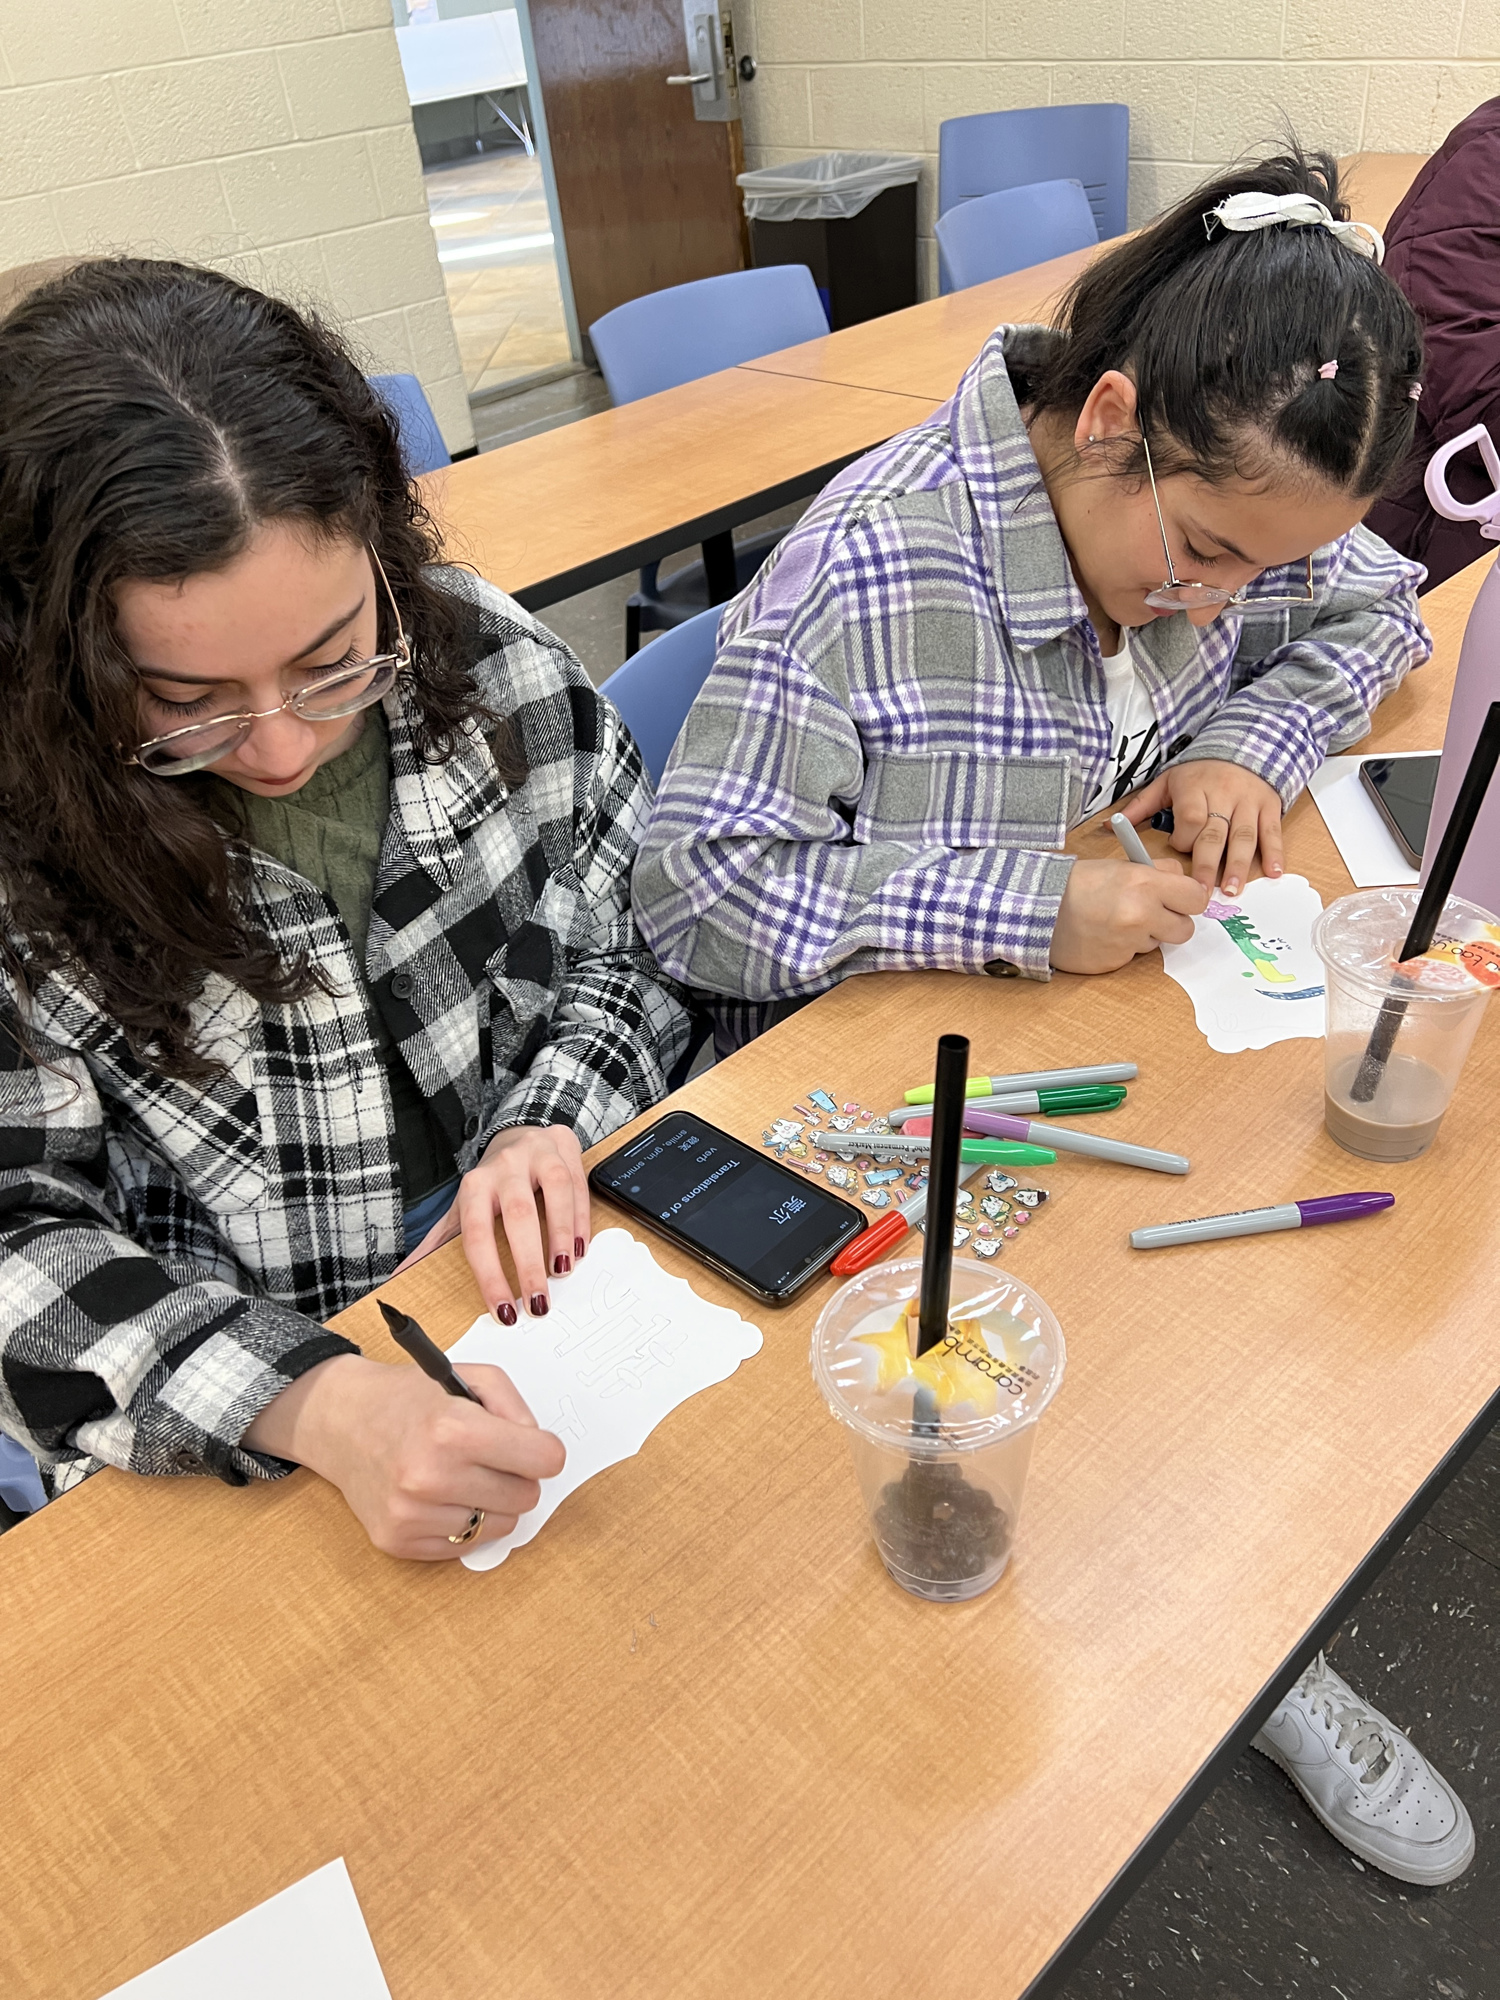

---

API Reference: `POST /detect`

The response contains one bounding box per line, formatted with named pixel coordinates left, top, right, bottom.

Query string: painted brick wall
left=0, top=0, right=473, bottom=450
left=735, top=0, right=1500, bottom=298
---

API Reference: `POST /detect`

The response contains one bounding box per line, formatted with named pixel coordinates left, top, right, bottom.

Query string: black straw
left=1350, top=701, right=1500, bottom=1103
left=915, top=1033, right=971, bottom=1357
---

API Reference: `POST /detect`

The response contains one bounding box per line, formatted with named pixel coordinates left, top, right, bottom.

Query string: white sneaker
left=1252, top=1653, right=1475, bottom=1886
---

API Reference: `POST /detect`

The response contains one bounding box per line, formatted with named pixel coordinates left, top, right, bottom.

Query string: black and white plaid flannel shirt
left=0, top=573, right=690, bottom=1495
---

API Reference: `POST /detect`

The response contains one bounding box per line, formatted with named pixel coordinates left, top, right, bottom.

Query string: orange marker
left=829, top=1158, right=985, bottom=1276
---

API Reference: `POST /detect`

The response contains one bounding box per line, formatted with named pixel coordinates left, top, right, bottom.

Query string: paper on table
left=1160, top=874, right=1327, bottom=1053
left=1305, top=753, right=1433, bottom=887
left=100, top=1859, right=390, bottom=1999
left=451, top=1227, right=764, bottom=1572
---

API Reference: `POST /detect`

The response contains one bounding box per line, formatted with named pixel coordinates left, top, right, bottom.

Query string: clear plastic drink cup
left=1313, top=888, right=1500, bottom=1163
left=810, top=1255, right=1066, bottom=1603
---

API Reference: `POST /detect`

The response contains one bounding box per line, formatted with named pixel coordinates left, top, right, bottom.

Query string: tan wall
left=735, top=0, right=1500, bottom=297
left=0, top=0, right=473, bottom=451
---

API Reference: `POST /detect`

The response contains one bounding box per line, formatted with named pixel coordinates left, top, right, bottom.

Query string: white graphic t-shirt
left=1081, top=631, right=1163, bottom=821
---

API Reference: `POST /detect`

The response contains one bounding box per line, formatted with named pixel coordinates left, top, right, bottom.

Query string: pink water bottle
left=1421, top=426, right=1500, bottom=921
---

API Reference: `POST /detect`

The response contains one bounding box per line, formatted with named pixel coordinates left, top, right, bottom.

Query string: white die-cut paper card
left=1160, top=874, right=1327, bottom=1053
left=448, top=1228, right=763, bottom=1571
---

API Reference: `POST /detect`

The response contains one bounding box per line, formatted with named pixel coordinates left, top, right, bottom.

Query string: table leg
left=701, top=531, right=738, bottom=604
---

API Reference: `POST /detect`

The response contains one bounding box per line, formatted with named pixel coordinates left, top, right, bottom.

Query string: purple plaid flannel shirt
left=632, top=327, right=1430, bottom=1004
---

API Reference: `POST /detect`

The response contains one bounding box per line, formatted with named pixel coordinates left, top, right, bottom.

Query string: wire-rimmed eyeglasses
left=1139, top=434, right=1317, bottom=614
left=129, top=545, right=411, bottom=778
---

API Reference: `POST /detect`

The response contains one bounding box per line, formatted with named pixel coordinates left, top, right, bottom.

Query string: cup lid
left=810, top=1256, right=1066, bottom=1454
left=1313, top=888, right=1500, bottom=999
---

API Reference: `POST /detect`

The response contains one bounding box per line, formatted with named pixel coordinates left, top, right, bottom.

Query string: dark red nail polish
left=530, top=1293, right=549, bottom=1317
left=554, top=1253, right=571, bottom=1275
left=575, top=1236, right=586, bottom=1259
left=497, top=1302, right=517, bottom=1326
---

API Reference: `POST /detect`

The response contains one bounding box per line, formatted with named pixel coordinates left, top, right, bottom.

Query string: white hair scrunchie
left=1205, top=191, right=1385, bottom=264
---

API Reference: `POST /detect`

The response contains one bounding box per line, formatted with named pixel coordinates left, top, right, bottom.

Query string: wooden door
left=526, top=0, right=748, bottom=336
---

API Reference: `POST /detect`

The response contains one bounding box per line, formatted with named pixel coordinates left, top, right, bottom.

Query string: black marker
left=378, top=1300, right=483, bottom=1404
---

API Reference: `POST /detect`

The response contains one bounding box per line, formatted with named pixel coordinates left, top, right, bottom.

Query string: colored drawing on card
left=1202, top=899, right=1300, bottom=984
left=1161, top=874, right=1328, bottom=1053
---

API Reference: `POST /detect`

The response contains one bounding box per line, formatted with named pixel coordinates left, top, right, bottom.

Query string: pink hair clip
left=1318, top=360, right=1339, bottom=380
left=1409, top=382, right=1424, bottom=400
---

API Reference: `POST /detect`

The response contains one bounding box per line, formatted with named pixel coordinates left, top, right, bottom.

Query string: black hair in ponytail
left=1024, top=144, right=1424, bottom=499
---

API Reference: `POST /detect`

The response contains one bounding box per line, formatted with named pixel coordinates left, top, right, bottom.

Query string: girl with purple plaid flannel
left=634, top=146, right=1429, bottom=1016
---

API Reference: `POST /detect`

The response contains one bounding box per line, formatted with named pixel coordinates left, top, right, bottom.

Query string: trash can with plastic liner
left=737, top=152, right=922, bottom=330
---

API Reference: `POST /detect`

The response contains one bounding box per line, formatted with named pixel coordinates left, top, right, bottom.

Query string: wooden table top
left=2, top=550, right=1493, bottom=2000
left=420, top=367, right=938, bottom=610
left=739, top=153, right=1429, bottom=408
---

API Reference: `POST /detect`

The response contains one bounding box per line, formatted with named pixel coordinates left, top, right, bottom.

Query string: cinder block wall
left=735, top=0, right=1500, bottom=298
left=0, top=0, right=473, bottom=451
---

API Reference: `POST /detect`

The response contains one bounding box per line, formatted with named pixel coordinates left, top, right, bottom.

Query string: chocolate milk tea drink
left=1314, top=889, right=1500, bottom=1163
left=811, top=1256, right=1065, bottom=1602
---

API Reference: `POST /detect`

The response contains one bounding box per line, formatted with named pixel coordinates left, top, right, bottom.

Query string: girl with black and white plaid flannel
left=0, top=260, right=690, bottom=1560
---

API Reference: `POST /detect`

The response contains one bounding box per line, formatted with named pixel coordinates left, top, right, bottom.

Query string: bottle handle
left=1424, top=423, right=1500, bottom=538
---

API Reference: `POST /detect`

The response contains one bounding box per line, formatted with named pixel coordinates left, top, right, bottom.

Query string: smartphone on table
left=1359, top=754, right=1439, bottom=869
left=588, top=1114, right=865, bottom=1305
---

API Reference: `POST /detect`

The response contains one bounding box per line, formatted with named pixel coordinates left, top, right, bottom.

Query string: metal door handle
left=666, top=71, right=711, bottom=83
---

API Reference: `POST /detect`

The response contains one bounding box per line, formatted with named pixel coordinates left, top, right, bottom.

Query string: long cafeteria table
left=2, top=546, right=1494, bottom=2000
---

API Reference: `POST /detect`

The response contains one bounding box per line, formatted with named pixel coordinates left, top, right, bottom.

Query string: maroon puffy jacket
left=1365, top=100, right=1500, bottom=592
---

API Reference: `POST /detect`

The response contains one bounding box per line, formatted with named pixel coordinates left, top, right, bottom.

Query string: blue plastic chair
left=601, top=604, right=723, bottom=1082
left=936, top=104, right=1129, bottom=293
left=589, top=268, right=830, bottom=656
left=599, top=603, right=721, bottom=786
left=934, top=179, right=1099, bottom=292
left=0, top=1434, right=45, bottom=1523
left=369, top=372, right=451, bottom=478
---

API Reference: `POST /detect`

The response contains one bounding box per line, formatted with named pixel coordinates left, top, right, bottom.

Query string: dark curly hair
left=0, top=257, right=511, bottom=1080
left=1014, top=144, right=1425, bottom=497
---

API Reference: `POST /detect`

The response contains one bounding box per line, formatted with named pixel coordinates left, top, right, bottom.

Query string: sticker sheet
left=1160, top=874, right=1327, bottom=1053
left=449, top=1228, right=763, bottom=1572
left=757, top=1087, right=1052, bottom=1255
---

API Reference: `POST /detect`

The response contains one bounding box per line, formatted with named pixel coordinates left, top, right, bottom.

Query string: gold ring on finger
left=448, top=1507, right=485, bottom=1546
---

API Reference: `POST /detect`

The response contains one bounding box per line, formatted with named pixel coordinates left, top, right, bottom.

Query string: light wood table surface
left=739, top=152, right=1428, bottom=408
left=1, top=552, right=1494, bottom=1999
left=420, top=367, right=938, bottom=610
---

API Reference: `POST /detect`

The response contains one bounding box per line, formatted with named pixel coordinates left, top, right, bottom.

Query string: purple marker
left=1130, top=1192, right=1395, bottom=1250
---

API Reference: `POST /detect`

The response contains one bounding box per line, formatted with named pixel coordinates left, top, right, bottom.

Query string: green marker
left=959, top=1140, right=1056, bottom=1166
left=891, top=1084, right=1125, bottom=1126
left=820, top=1130, right=1055, bottom=1167
left=903, top=1062, right=1136, bottom=1105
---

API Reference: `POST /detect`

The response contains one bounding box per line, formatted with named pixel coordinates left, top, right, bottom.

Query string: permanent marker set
left=758, top=1058, right=1400, bottom=1268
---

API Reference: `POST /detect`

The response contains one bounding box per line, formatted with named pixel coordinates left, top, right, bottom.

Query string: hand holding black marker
left=379, top=1300, right=483, bottom=1403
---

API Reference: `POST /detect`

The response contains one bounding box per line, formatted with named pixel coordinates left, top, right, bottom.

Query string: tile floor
left=1056, top=1426, right=1500, bottom=1997
left=425, top=149, right=573, bottom=394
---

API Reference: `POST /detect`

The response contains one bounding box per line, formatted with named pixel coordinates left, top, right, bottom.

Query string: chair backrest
left=599, top=604, right=721, bottom=782
left=589, top=267, right=829, bottom=405
left=936, top=104, right=1129, bottom=292
left=369, top=372, right=451, bottom=477
left=933, top=179, right=1098, bottom=292
left=0, top=1435, right=45, bottom=1517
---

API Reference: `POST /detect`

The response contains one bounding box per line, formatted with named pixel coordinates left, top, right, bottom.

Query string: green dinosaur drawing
left=1215, top=911, right=1296, bottom=985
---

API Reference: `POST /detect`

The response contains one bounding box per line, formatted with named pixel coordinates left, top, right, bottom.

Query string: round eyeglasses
left=129, top=546, right=411, bottom=778
left=1138, top=435, right=1317, bottom=614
